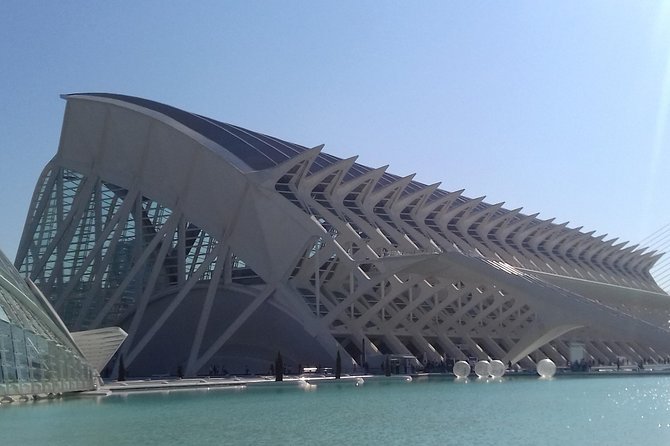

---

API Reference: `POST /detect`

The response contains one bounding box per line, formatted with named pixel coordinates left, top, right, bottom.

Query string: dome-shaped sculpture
left=490, top=360, right=506, bottom=378
left=453, top=360, right=471, bottom=378
left=536, top=358, right=557, bottom=378
left=474, top=360, right=491, bottom=378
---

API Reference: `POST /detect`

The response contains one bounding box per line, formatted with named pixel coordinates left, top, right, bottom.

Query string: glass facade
left=16, top=165, right=260, bottom=333
left=0, top=249, right=95, bottom=397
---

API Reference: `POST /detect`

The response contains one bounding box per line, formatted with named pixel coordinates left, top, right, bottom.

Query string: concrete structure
left=14, top=93, right=670, bottom=376
left=71, top=327, right=128, bottom=373
left=0, top=248, right=96, bottom=398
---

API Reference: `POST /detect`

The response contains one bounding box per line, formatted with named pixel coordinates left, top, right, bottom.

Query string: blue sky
left=1, top=1, right=669, bottom=260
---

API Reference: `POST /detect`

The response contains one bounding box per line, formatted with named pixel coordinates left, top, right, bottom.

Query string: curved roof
left=60, top=93, right=661, bottom=288
left=64, top=93, right=311, bottom=171
left=64, top=93, right=426, bottom=191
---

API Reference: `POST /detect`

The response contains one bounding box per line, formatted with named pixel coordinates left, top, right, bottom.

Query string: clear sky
left=1, top=1, right=669, bottom=262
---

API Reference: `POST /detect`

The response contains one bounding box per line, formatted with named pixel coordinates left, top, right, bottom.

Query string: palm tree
left=117, top=354, right=126, bottom=381
left=335, top=350, right=341, bottom=379
left=275, top=351, right=283, bottom=382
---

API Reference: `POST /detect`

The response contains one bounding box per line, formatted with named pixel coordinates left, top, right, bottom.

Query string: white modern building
left=14, top=93, right=670, bottom=376
left=0, top=248, right=97, bottom=398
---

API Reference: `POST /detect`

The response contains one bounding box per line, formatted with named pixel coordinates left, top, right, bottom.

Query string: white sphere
left=474, top=360, right=491, bottom=378
left=490, top=360, right=506, bottom=378
left=536, top=358, right=557, bottom=378
left=453, top=360, right=471, bottom=378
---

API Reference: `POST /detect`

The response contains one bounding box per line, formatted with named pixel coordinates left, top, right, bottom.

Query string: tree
left=275, top=351, right=283, bottom=382
left=117, top=354, right=126, bottom=382
left=335, top=350, right=341, bottom=379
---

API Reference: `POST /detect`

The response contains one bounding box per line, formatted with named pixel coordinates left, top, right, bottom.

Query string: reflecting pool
left=1, top=375, right=669, bottom=445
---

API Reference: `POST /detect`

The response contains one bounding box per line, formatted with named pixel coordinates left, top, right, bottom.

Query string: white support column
left=409, top=332, right=442, bottom=363
left=126, top=245, right=220, bottom=365
left=178, top=219, right=186, bottom=286
left=430, top=328, right=467, bottom=360
left=315, top=241, right=320, bottom=318
left=349, top=267, right=355, bottom=319
left=30, top=174, right=98, bottom=282
left=381, top=280, right=385, bottom=321
left=192, top=285, right=276, bottom=373
left=72, top=216, right=126, bottom=330
left=585, top=341, right=612, bottom=364
left=14, top=165, right=59, bottom=268
left=479, top=337, right=507, bottom=360
left=409, top=284, right=413, bottom=321
left=123, top=218, right=180, bottom=357
left=56, top=187, right=140, bottom=311
left=185, top=244, right=228, bottom=376
left=91, top=211, right=179, bottom=327
left=223, top=252, right=233, bottom=285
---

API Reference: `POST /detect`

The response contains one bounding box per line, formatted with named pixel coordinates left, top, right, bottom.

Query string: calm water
left=2, top=375, right=670, bottom=445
